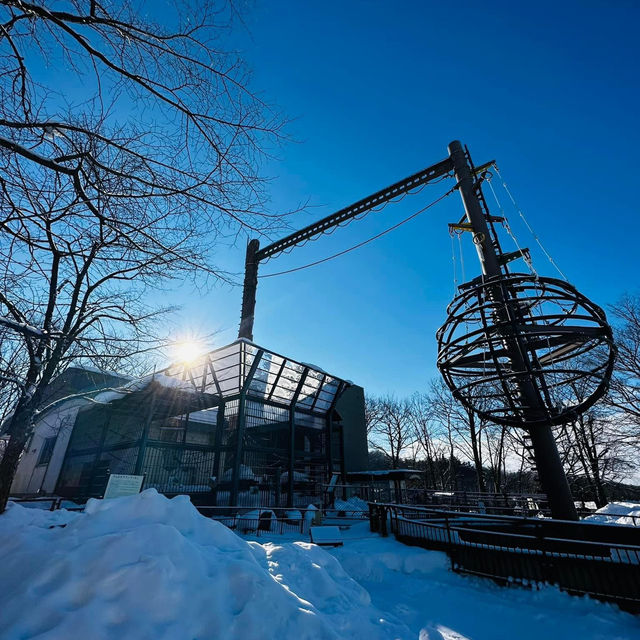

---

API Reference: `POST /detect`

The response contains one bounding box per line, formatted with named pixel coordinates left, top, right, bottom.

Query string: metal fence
left=369, top=503, right=640, bottom=613
left=326, top=484, right=552, bottom=515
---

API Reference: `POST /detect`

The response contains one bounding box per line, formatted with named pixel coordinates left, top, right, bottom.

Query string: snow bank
left=331, top=522, right=640, bottom=640
left=334, top=496, right=368, bottom=514
left=251, top=542, right=407, bottom=638
left=0, top=490, right=405, bottom=640
left=585, top=501, right=640, bottom=526
left=3, top=501, right=80, bottom=529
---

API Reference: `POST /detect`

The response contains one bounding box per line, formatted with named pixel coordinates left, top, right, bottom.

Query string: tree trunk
left=0, top=409, right=33, bottom=513
left=425, top=455, right=436, bottom=489
left=468, top=412, right=486, bottom=493
left=590, top=459, right=608, bottom=507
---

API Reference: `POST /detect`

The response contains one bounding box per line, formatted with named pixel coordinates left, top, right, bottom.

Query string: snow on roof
left=301, top=362, right=327, bottom=373
left=48, top=369, right=202, bottom=413
left=91, top=374, right=155, bottom=404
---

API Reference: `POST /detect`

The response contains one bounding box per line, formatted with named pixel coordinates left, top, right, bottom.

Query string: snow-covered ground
left=1, top=491, right=638, bottom=640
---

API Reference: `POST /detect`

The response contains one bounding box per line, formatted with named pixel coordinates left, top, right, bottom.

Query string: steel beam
left=256, top=158, right=453, bottom=262
left=237, top=157, right=454, bottom=341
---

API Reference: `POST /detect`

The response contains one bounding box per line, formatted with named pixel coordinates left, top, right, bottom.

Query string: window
left=37, top=436, right=56, bottom=466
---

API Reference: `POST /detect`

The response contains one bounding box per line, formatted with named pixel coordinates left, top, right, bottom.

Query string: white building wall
left=10, top=404, right=82, bottom=495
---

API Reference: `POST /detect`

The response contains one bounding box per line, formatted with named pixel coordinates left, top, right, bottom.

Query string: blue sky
left=170, top=0, right=639, bottom=396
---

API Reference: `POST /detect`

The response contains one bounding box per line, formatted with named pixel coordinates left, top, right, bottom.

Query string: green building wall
left=335, top=384, right=368, bottom=472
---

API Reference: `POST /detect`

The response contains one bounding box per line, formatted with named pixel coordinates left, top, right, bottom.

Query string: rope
left=450, top=231, right=458, bottom=293
left=485, top=175, right=538, bottom=278
left=260, top=186, right=457, bottom=278
left=493, top=166, right=568, bottom=281
left=457, top=231, right=466, bottom=283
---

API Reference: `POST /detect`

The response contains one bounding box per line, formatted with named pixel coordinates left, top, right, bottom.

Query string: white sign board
left=104, top=474, right=145, bottom=499
left=310, top=526, right=343, bottom=546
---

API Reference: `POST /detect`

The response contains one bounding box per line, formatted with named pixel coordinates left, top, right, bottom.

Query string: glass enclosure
left=56, top=340, right=350, bottom=508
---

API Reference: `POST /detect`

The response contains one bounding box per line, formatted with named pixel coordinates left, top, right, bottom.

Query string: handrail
left=372, top=502, right=640, bottom=527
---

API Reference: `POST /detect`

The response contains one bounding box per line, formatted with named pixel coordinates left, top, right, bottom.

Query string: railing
left=9, top=497, right=368, bottom=537
left=328, top=484, right=552, bottom=515
left=10, top=496, right=85, bottom=511
left=196, top=505, right=368, bottom=536
left=369, top=503, right=640, bottom=613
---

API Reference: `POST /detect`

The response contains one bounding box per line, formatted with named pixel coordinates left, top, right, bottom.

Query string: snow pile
left=221, top=464, right=258, bottom=482
left=333, top=496, right=369, bottom=513
left=0, top=490, right=406, bottom=640
left=3, top=501, right=80, bottom=529
left=584, top=501, right=640, bottom=526
left=334, top=496, right=368, bottom=514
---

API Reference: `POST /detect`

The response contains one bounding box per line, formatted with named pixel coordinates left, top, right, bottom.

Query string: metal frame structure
left=56, top=340, right=350, bottom=508
left=437, top=274, right=615, bottom=427
left=236, top=140, right=616, bottom=522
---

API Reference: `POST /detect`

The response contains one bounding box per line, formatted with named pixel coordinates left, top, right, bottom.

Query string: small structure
left=10, top=339, right=368, bottom=508
left=346, top=469, right=421, bottom=504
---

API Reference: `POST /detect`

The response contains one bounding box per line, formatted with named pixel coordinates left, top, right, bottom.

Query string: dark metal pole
left=238, top=239, right=260, bottom=340
left=287, top=408, right=295, bottom=508
left=230, top=348, right=264, bottom=506
left=211, top=401, right=226, bottom=506
left=448, top=140, right=577, bottom=521
left=447, top=141, right=501, bottom=277
left=288, top=368, right=309, bottom=508
left=134, top=391, right=157, bottom=476
left=230, top=394, right=245, bottom=507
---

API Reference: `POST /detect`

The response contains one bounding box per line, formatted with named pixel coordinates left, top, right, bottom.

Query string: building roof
left=347, top=469, right=422, bottom=481
left=28, top=339, right=350, bottom=423
left=160, top=339, right=348, bottom=416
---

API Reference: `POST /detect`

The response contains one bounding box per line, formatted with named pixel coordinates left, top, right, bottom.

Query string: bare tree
left=557, top=407, right=636, bottom=507
left=427, top=379, right=487, bottom=492
left=366, top=395, right=416, bottom=469
left=0, top=1, right=287, bottom=512
left=607, top=294, right=640, bottom=450
left=365, top=395, right=384, bottom=438
left=407, top=391, right=447, bottom=489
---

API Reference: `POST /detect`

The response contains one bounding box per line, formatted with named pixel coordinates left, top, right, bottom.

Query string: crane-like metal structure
left=237, top=140, right=615, bottom=521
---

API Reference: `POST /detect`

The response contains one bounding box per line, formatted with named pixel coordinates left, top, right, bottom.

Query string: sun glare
left=173, top=340, right=202, bottom=364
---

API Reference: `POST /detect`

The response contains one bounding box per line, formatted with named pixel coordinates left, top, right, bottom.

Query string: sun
left=172, top=340, right=202, bottom=364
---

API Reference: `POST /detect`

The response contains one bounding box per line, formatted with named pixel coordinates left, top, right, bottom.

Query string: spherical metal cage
left=436, top=274, right=615, bottom=428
